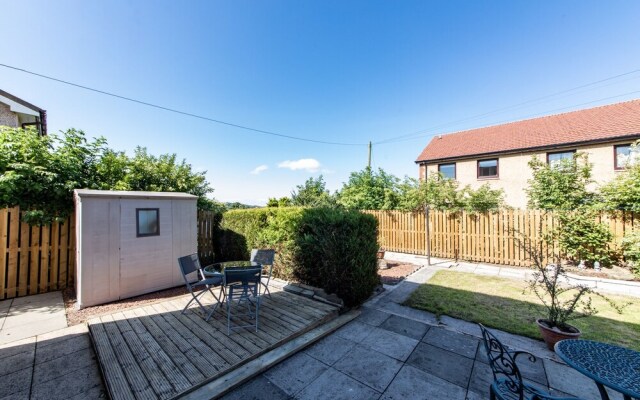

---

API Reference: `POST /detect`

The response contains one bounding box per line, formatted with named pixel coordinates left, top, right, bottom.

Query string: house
left=0, top=89, right=47, bottom=136
left=415, top=99, right=640, bottom=208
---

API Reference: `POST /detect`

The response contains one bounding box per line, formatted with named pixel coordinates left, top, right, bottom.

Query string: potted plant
left=520, top=227, right=625, bottom=351
left=376, top=247, right=385, bottom=259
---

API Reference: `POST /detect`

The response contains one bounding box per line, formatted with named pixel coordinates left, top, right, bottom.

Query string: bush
left=557, top=209, right=615, bottom=267
left=621, top=231, right=640, bottom=277
left=216, top=207, right=380, bottom=307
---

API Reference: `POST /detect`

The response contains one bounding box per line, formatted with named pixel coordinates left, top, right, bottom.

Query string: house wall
left=0, top=102, right=19, bottom=128
left=422, top=140, right=635, bottom=209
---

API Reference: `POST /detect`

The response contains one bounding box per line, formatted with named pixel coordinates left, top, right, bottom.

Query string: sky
left=1, top=1, right=640, bottom=205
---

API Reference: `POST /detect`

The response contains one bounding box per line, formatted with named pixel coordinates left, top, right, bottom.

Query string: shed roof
left=74, top=189, right=198, bottom=200
left=415, top=99, right=640, bottom=163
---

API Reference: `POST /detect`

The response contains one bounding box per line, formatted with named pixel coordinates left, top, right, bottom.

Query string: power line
left=374, top=67, right=640, bottom=145
left=0, top=63, right=367, bottom=146
left=380, top=89, right=640, bottom=145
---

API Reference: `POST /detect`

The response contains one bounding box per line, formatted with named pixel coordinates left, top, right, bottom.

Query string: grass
left=405, top=270, right=640, bottom=350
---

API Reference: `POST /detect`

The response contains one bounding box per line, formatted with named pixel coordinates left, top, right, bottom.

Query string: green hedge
left=215, top=207, right=380, bottom=307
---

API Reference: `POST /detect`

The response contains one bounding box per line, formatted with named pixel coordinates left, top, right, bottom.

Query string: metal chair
left=224, top=266, right=262, bottom=334
left=177, top=254, right=224, bottom=321
left=478, top=324, right=580, bottom=400
left=250, top=249, right=275, bottom=298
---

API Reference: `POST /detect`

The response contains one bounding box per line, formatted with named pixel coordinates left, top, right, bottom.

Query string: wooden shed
left=74, top=189, right=198, bottom=308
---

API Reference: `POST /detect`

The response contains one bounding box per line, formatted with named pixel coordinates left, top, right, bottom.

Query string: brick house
left=0, top=89, right=47, bottom=136
left=415, top=99, right=640, bottom=209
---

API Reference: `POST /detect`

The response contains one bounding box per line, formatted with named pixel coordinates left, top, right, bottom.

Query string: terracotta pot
left=536, top=318, right=581, bottom=351
left=376, top=250, right=385, bottom=259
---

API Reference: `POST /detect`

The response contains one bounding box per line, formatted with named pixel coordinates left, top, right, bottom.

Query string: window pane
left=478, top=159, right=498, bottom=177
left=616, top=145, right=639, bottom=168
left=438, top=163, right=455, bottom=179
left=137, top=209, right=159, bottom=236
left=548, top=151, right=574, bottom=167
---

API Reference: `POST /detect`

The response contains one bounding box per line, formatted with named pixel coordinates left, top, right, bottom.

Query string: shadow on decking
left=87, top=286, right=340, bottom=400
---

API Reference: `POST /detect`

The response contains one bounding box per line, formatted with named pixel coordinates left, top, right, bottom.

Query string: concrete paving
left=0, top=292, right=68, bottom=345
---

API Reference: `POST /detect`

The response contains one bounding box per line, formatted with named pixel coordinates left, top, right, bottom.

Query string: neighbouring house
left=0, top=89, right=47, bottom=136
left=415, top=99, right=640, bottom=209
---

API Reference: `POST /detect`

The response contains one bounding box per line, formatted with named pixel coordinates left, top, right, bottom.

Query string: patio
left=88, top=281, right=340, bottom=400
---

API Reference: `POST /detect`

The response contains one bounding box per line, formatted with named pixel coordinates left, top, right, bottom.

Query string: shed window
left=137, top=208, right=159, bottom=237
left=438, top=163, right=456, bottom=179
left=478, top=159, right=498, bottom=178
left=615, top=144, right=639, bottom=170
left=547, top=150, right=575, bottom=167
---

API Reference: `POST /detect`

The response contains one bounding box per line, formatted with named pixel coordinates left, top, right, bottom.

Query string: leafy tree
left=556, top=209, right=615, bottom=267
left=291, top=175, right=334, bottom=207
left=599, top=141, right=640, bottom=211
left=266, top=197, right=292, bottom=207
left=460, top=183, right=505, bottom=213
left=398, top=174, right=464, bottom=211
left=336, top=167, right=400, bottom=210
left=526, top=153, right=594, bottom=210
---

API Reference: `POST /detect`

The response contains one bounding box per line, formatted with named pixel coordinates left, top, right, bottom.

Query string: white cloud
left=250, top=165, right=269, bottom=175
left=277, top=158, right=321, bottom=172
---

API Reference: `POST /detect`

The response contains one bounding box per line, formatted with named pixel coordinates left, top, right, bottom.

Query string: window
left=438, top=163, right=456, bottom=179
left=477, top=159, right=498, bottom=178
left=547, top=150, right=575, bottom=167
left=614, top=144, right=639, bottom=170
left=136, top=208, right=159, bottom=237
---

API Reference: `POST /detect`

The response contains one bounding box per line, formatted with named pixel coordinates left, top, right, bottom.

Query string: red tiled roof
left=415, top=99, right=640, bottom=163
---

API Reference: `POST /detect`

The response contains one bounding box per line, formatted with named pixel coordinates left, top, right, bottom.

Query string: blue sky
left=2, top=1, right=640, bottom=204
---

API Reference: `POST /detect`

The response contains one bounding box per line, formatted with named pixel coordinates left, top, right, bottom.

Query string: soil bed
left=378, top=261, right=422, bottom=285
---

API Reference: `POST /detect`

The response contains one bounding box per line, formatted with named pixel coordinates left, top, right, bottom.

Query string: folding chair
left=224, top=266, right=262, bottom=334
left=250, top=249, right=275, bottom=298
left=177, top=254, right=224, bottom=321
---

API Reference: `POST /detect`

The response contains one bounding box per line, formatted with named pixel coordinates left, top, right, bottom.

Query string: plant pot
left=376, top=250, right=385, bottom=259
left=536, top=318, right=581, bottom=351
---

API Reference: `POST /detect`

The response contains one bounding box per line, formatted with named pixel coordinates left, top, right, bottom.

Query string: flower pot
left=376, top=250, right=385, bottom=259
left=536, top=318, right=581, bottom=351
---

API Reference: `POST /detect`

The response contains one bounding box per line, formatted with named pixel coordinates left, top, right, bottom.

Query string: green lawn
left=405, top=270, right=640, bottom=350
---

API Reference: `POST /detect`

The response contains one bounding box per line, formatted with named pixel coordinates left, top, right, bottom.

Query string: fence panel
left=1, top=207, right=75, bottom=300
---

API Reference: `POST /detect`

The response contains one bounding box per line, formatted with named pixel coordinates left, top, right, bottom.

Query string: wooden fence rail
left=364, top=209, right=640, bottom=267
left=1, top=207, right=75, bottom=300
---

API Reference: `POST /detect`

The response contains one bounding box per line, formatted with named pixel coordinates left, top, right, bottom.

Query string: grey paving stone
left=32, top=347, right=97, bottom=384
left=0, top=368, right=32, bottom=398
left=334, top=321, right=373, bottom=343
left=304, top=333, right=356, bottom=365
left=357, top=307, right=391, bottom=327
left=380, top=364, right=467, bottom=400
left=377, top=302, right=439, bottom=326
left=0, top=390, right=30, bottom=400
left=543, top=359, right=604, bottom=400
left=0, top=317, right=67, bottom=345
left=295, top=368, right=381, bottom=400
left=334, top=345, right=403, bottom=392
left=379, top=314, right=430, bottom=341
left=35, top=334, right=91, bottom=364
left=467, top=360, right=493, bottom=397
left=30, top=365, right=104, bottom=400
left=264, top=352, right=328, bottom=396
left=0, top=348, right=34, bottom=377
left=0, top=338, right=35, bottom=361
left=423, top=327, right=479, bottom=359
left=464, top=389, right=484, bottom=400
left=67, top=384, right=107, bottom=400
left=360, top=327, right=419, bottom=362
left=221, top=375, right=289, bottom=400
left=516, top=352, right=548, bottom=387
left=407, top=342, right=474, bottom=388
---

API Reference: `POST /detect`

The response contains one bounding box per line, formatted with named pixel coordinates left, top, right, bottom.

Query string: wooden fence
left=1, top=207, right=75, bottom=300
left=365, top=209, right=640, bottom=267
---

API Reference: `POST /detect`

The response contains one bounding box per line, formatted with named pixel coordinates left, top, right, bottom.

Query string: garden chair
left=478, top=324, right=581, bottom=400
left=250, top=249, right=276, bottom=298
left=224, top=266, right=262, bottom=334
left=177, top=254, right=224, bottom=322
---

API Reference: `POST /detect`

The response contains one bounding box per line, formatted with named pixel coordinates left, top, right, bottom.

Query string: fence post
left=424, top=205, right=431, bottom=266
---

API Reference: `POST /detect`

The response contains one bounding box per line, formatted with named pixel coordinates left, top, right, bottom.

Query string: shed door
left=119, top=200, right=174, bottom=298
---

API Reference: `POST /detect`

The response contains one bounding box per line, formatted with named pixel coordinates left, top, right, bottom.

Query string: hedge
left=215, top=207, right=380, bottom=307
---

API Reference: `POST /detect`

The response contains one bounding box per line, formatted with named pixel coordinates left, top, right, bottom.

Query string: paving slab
left=423, top=326, right=479, bottom=359
left=294, top=368, right=381, bottom=400
left=379, top=314, right=430, bottom=341
left=543, top=358, right=610, bottom=400
left=334, top=320, right=373, bottom=343
left=30, top=365, right=104, bottom=400
left=304, top=333, right=357, bottom=365
left=357, top=307, right=391, bottom=326
left=380, top=364, right=467, bottom=400
left=263, top=352, right=328, bottom=396
left=407, top=342, right=474, bottom=388
left=334, top=345, right=403, bottom=392
left=32, top=347, right=97, bottom=385
left=0, top=368, right=32, bottom=398
left=0, top=337, right=36, bottom=361
left=220, top=375, right=289, bottom=400
left=466, top=359, right=494, bottom=397
left=0, top=316, right=68, bottom=345
left=360, top=326, right=419, bottom=362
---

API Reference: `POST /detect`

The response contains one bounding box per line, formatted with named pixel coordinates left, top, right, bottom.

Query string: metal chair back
left=224, top=266, right=262, bottom=334
left=479, top=324, right=524, bottom=398
left=250, top=249, right=275, bottom=297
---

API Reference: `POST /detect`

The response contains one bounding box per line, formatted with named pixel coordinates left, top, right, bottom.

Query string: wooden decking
left=87, top=284, right=339, bottom=400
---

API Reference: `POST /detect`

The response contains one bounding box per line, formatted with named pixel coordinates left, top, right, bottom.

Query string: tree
left=266, top=197, right=292, bottom=207
left=599, top=141, right=640, bottom=211
left=291, top=176, right=334, bottom=207
left=336, top=167, right=400, bottom=210
left=460, top=183, right=505, bottom=213
left=526, top=153, right=594, bottom=210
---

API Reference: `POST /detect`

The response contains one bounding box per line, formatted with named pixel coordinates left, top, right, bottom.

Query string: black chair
left=177, top=254, right=224, bottom=321
left=478, top=324, right=580, bottom=400
left=224, top=266, right=262, bottom=334
left=250, top=249, right=276, bottom=298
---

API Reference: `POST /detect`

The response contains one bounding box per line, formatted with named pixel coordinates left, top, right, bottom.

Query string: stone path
left=0, top=291, right=68, bottom=345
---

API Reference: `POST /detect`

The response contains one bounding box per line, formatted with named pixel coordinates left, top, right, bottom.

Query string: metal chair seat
left=177, top=254, right=225, bottom=322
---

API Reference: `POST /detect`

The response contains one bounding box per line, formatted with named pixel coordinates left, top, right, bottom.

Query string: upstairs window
left=615, top=144, right=639, bottom=170
left=477, top=159, right=498, bottom=179
left=547, top=150, right=575, bottom=168
left=438, top=163, right=456, bottom=179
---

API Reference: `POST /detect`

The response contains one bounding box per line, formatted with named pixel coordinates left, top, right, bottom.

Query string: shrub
left=556, top=209, right=615, bottom=267
left=216, top=207, right=380, bottom=307
left=621, top=231, right=640, bottom=277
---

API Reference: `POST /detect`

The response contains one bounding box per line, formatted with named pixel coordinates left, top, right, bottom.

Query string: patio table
left=203, top=261, right=260, bottom=276
left=555, top=339, right=640, bottom=400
